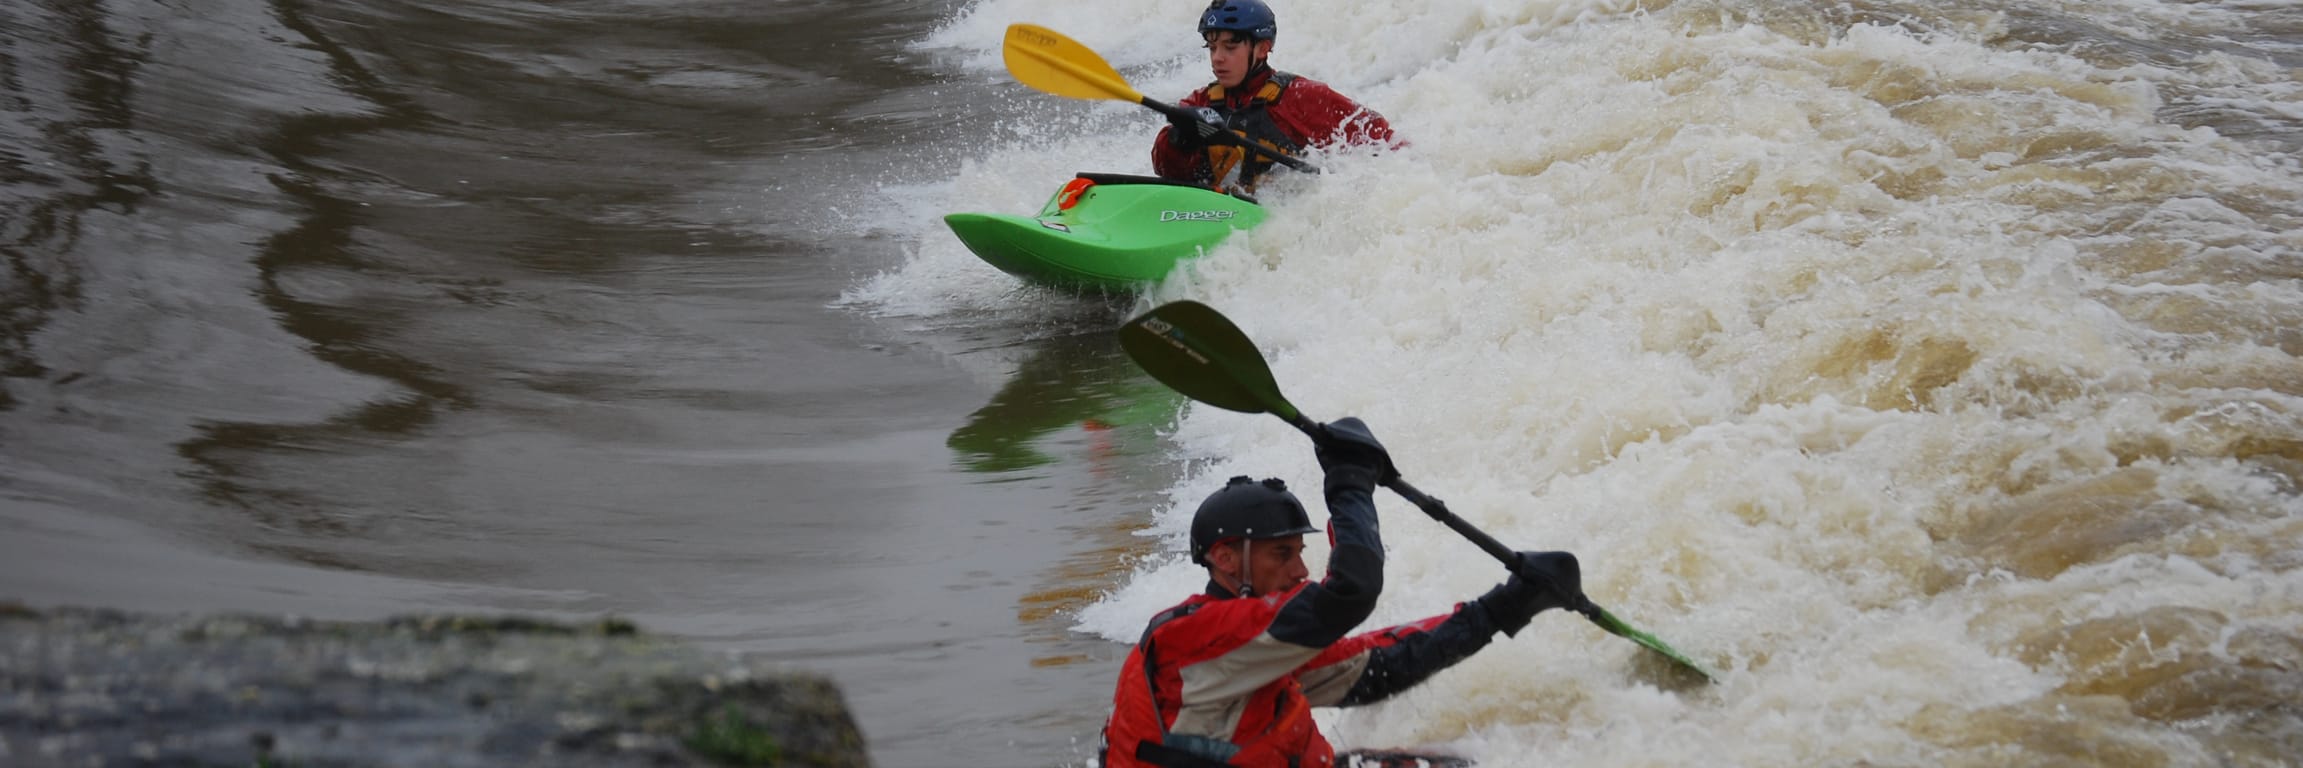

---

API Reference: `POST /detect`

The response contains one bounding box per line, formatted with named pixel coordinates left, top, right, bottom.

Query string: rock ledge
left=0, top=605, right=870, bottom=767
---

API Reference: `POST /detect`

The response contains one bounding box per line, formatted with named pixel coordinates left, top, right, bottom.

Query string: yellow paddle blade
left=1003, top=24, right=1146, bottom=103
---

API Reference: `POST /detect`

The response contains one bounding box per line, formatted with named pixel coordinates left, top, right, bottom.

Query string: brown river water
left=8, top=0, right=2303, bottom=766
left=0, top=1, right=1170, bottom=765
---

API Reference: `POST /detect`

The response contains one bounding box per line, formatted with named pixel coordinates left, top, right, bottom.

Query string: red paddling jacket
left=1150, top=66, right=1397, bottom=193
left=1100, top=481, right=1504, bottom=768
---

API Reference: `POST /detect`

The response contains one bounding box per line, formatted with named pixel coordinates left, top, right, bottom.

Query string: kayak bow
left=943, top=173, right=1265, bottom=291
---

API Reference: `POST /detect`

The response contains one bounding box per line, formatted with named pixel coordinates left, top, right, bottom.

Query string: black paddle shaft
left=1142, top=98, right=1320, bottom=174
left=1277, top=414, right=1598, bottom=620
left=1119, top=300, right=1711, bottom=680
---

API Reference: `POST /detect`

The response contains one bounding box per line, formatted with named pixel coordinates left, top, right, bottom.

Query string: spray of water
left=863, top=0, right=2303, bottom=763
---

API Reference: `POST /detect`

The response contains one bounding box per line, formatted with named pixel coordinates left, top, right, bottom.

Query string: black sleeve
left=1336, top=601, right=1498, bottom=706
left=1267, top=484, right=1384, bottom=648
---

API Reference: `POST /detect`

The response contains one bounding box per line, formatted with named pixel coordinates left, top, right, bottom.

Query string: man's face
left=1214, top=534, right=1309, bottom=596
left=1204, top=32, right=1271, bottom=89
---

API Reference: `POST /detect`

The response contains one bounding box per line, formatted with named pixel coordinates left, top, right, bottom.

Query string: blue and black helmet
left=1198, top=0, right=1277, bottom=42
left=1189, top=476, right=1318, bottom=566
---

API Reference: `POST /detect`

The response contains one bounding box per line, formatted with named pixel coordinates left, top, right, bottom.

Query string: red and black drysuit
left=1151, top=65, right=1397, bottom=193
left=1099, top=477, right=1505, bottom=768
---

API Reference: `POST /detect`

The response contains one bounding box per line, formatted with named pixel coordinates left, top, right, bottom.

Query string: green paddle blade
left=1117, top=301, right=1301, bottom=421
left=1588, top=607, right=1714, bottom=683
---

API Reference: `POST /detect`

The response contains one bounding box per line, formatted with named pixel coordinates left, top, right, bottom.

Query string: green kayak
left=943, top=173, right=1266, bottom=291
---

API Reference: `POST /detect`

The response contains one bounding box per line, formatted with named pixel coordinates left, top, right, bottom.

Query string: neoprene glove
left=1476, top=551, right=1586, bottom=637
left=1315, top=417, right=1395, bottom=494
left=1165, top=107, right=1225, bottom=149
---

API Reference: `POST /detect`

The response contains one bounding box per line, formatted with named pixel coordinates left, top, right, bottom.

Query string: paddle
left=1002, top=23, right=1319, bottom=174
left=1118, top=300, right=1716, bottom=683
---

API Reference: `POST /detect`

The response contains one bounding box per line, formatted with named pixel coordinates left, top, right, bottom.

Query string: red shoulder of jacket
left=1144, top=583, right=1316, bottom=657
left=1270, top=77, right=1397, bottom=148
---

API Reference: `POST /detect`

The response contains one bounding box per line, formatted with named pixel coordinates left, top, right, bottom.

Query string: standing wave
left=879, top=0, right=2303, bottom=764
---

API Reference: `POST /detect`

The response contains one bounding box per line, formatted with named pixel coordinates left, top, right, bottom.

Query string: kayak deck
left=943, top=173, right=1265, bottom=291
left=1340, top=750, right=1475, bottom=768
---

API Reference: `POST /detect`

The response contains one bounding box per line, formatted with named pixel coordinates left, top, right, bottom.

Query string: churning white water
left=856, top=0, right=2303, bottom=764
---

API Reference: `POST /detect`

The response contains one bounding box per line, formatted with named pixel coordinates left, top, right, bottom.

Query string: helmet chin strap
left=1236, top=539, right=1255, bottom=598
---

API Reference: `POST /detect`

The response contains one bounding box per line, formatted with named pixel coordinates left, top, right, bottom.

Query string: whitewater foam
left=861, top=0, right=2303, bottom=764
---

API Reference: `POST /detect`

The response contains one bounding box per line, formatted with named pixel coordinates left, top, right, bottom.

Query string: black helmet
left=1198, top=0, right=1277, bottom=42
left=1189, top=475, right=1318, bottom=566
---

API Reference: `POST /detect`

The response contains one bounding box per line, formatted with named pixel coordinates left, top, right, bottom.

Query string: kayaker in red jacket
left=1099, top=418, right=1589, bottom=768
left=1152, top=0, right=1398, bottom=193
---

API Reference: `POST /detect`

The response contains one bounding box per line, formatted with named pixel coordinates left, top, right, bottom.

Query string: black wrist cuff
left=1477, top=588, right=1536, bottom=638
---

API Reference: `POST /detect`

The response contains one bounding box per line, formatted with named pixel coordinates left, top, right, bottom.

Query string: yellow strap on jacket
left=1199, top=74, right=1298, bottom=194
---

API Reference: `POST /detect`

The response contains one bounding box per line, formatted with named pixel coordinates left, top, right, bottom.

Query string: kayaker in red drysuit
left=1099, top=417, right=1589, bottom=768
left=1152, top=0, right=1399, bottom=194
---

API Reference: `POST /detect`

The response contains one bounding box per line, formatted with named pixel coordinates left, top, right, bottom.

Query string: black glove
left=1315, top=417, right=1394, bottom=494
left=1475, top=551, right=1586, bottom=637
left=1165, top=107, right=1225, bottom=149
